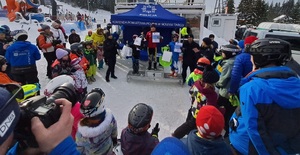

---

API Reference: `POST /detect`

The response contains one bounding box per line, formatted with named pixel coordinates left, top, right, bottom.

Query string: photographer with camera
left=0, top=85, right=79, bottom=155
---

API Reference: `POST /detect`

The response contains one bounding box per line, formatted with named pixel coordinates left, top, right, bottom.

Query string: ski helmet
left=246, top=38, right=291, bottom=68
left=195, top=57, right=211, bottom=74
left=10, top=29, right=28, bottom=41
left=81, top=88, right=105, bottom=117
left=1, top=25, right=10, bottom=35
left=128, top=103, right=153, bottom=133
left=70, top=42, right=83, bottom=53
left=219, top=44, right=241, bottom=59
left=82, top=40, right=93, bottom=48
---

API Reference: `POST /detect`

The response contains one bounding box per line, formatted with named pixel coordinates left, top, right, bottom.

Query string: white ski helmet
left=44, top=75, right=75, bottom=97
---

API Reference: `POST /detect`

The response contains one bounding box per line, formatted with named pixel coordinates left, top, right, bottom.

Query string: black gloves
left=52, top=40, right=62, bottom=46
left=64, top=35, right=68, bottom=40
left=151, top=123, right=160, bottom=138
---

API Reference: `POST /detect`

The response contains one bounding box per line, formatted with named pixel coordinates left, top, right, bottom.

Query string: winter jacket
left=212, top=40, right=218, bottom=53
left=96, top=47, right=104, bottom=60
left=197, top=47, right=214, bottom=63
left=103, top=38, right=118, bottom=59
left=285, top=57, right=300, bottom=76
left=71, top=103, right=84, bottom=140
left=85, top=35, right=93, bottom=41
left=69, top=53, right=89, bottom=73
left=7, top=136, right=80, bottom=155
left=230, top=66, right=300, bottom=155
left=91, top=33, right=105, bottom=47
left=229, top=50, right=252, bottom=94
left=76, top=109, right=118, bottom=155
left=129, top=42, right=140, bottom=59
left=5, top=41, right=41, bottom=67
left=187, top=72, right=202, bottom=86
left=120, top=127, right=159, bottom=155
left=182, top=130, right=231, bottom=155
left=146, top=31, right=158, bottom=48
left=216, top=57, right=235, bottom=98
left=69, top=33, right=81, bottom=44
left=83, top=48, right=96, bottom=65
left=0, top=72, right=17, bottom=84
left=37, top=32, right=55, bottom=53
left=182, top=40, right=200, bottom=65
left=169, top=41, right=179, bottom=61
left=51, top=27, right=65, bottom=44
left=71, top=65, right=88, bottom=91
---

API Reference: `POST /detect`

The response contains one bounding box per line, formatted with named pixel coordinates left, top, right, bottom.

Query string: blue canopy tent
left=111, top=4, right=186, bottom=61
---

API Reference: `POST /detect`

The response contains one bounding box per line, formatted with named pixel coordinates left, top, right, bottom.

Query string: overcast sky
left=205, top=0, right=284, bottom=13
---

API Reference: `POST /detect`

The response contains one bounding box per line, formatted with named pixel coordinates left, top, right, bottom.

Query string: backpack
left=36, top=35, right=47, bottom=50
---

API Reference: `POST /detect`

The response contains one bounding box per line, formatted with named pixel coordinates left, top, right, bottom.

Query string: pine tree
left=253, top=0, right=268, bottom=25
left=227, top=0, right=235, bottom=14
left=237, top=0, right=255, bottom=25
left=291, top=0, right=300, bottom=22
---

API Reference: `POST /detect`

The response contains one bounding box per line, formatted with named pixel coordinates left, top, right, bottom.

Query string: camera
left=14, top=83, right=77, bottom=148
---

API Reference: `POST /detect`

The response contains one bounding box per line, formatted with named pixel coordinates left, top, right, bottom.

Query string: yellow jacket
left=91, top=33, right=105, bottom=47
left=85, top=35, right=93, bottom=41
left=180, top=27, right=188, bottom=37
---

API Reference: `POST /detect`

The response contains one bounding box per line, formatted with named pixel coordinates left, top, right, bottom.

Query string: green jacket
left=216, top=57, right=235, bottom=98
left=84, top=48, right=96, bottom=65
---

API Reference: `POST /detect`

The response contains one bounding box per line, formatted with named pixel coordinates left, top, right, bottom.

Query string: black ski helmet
left=80, top=88, right=105, bottom=117
left=246, top=38, right=291, bottom=68
left=219, top=44, right=241, bottom=59
left=128, top=103, right=153, bottom=133
left=70, top=43, right=83, bottom=53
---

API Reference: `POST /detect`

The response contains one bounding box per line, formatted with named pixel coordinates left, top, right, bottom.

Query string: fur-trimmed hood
left=77, top=108, right=114, bottom=138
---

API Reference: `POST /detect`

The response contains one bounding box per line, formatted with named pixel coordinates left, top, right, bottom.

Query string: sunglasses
left=0, top=84, right=24, bottom=111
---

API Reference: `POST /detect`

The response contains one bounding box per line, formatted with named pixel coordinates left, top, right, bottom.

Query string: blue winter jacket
left=7, top=136, right=79, bottom=155
left=228, top=49, right=252, bottom=94
left=169, top=41, right=179, bottom=61
left=182, top=130, right=231, bottom=155
left=5, top=41, right=41, bottom=67
left=229, top=66, right=300, bottom=155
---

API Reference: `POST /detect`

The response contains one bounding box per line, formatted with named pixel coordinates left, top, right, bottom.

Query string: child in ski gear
left=37, top=24, right=59, bottom=79
left=215, top=44, right=241, bottom=137
left=76, top=88, right=118, bottom=155
left=85, top=30, right=93, bottom=41
left=0, top=55, right=17, bottom=84
left=70, top=57, right=88, bottom=101
left=5, top=29, right=41, bottom=85
left=68, top=29, right=81, bottom=44
left=83, top=41, right=97, bottom=84
left=91, top=28, right=105, bottom=70
left=168, top=33, right=180, bottom=77
left=120, top=103, right=160, bottom=155
left=186, top=57, right=210, bottom=86
left=129, top=34, right=141, bottom=74
left=182, top=105, right=231, bottom=155
left=173, top=65, right=220, bottom=139
left=52, top=48, right=73, bottom=78
left=70, top=43, right=89, bottom=73
left=103, top=33, right=118, bottom=82
left=146, top=24, right=160, bottom=70
left=229, top=38, right=300, bottom=154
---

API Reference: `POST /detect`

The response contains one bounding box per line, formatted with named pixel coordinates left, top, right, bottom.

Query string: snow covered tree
left=291, top=0, right=300, bottom=22
left=237, top=0, right=255, bottom=25
left=227, top=0, right=235, bottom=14
left=253, top=0, right=268, bottom=25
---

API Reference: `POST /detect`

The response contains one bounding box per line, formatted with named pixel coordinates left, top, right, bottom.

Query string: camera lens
left=46, top=83, right=77, bottom=105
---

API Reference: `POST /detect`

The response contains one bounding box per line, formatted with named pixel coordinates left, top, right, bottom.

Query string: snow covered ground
left=0, top=1, right=228, bottom=140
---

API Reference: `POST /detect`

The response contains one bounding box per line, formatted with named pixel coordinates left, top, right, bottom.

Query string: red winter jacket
left=146, top=31, right=158, bottom=48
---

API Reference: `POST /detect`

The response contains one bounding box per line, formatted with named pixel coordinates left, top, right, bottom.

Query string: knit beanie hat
left=202, top=37, right=212, bottom=46
left=56, top=48, right=69, bottom=59
left=202, top=65, right=219, bottom=84
left=151, top=137, right=190, bottom=155
left=0, top=87, right=21, bottom=145
left=41, top=24, right=50, bottom=31
left=196, top=105, right=224, bottom=139
left=244, top=36, right=258, bottom=45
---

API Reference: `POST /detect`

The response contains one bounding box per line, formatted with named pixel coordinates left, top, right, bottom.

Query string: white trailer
left=205, top=13, right=237, bottom=41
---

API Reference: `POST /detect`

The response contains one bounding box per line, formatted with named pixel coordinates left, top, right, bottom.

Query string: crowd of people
left=1, top=20, right=300, bottom=155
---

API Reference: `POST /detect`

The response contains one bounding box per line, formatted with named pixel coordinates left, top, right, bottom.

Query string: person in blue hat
left=68, top=29, right=81, bottom=45
left=151, top=137, right=190, bottom=155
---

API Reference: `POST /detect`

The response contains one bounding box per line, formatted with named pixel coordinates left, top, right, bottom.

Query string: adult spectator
left=0, top=87, right=79, bottom=155
left=54, top=20, right=68, bottom=47
left=5, top=30, right=41, bottom=85
left=37, top=24, right=60, bottom=79
left=228, top=36, right=257, bottom=95
left=229, top=38, right=300, bottom=154
left=181, top=34, right=199, bottom=84
left=209, top=34, right=218, bottom=53
left=196, top=37, right=214, bottom=62
left=51, top=21, right=66, bottom=48
left=0, top=27, right=9, bottom=56
left=68, top=29, right=81, bottom=45
left=103, top=33, right=118, bottom=82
